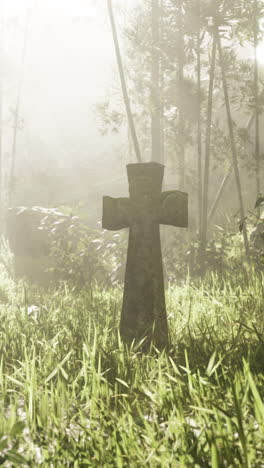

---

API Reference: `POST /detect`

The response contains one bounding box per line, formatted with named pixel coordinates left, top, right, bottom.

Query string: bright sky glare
left=3, top=0, right=97, bottom=17
left=257, top=44, right=264, bottom=64
left=2, top=0, right=134, bottom=19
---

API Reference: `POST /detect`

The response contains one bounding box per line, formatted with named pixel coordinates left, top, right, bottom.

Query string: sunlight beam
left=257, top=44, right=264, bottom=65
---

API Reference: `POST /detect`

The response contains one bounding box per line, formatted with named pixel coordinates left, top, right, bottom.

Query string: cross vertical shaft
left=103, top=162, right=188, bottom=348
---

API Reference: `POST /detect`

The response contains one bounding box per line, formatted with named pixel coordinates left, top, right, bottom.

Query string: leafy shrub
left=163, top=218, right=263, bottom=283
left=39, top=207, right=127, bottom=288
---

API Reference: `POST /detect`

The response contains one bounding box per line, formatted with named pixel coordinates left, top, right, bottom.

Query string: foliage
left=38, top=207, right=127, bottom=288
left=99, top=0, right=264, bottom=151
left=163, top=213, right=263, bottom=281
left=98, top=0, right=264, bottom=248
left=31, top=202, right=263, bottom=289
left=0, top=267, right=263, bottom=465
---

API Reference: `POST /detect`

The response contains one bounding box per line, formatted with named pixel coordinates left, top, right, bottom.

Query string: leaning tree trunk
left=208, top=114, right=255, bottom=223
left=107, top=0, right=142, bottom=163
left=216, top=29, right=250, bottom=255
left=200, top=34, right=217, bottom=255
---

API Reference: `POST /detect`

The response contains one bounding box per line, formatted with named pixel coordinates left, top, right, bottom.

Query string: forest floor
left=0, top=265, right=263, bottom=467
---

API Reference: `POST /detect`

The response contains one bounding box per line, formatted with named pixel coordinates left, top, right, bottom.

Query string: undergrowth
left=0, top=267, right=263, bottom=466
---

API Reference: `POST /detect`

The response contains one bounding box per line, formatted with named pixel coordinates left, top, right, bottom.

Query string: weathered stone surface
left=103, top=162, right=188, bottom=348
left=6, top=207, right=66, bottom=283
left=7, top=207, right=50, bottom=258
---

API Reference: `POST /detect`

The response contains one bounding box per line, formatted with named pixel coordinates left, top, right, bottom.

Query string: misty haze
left=0, top=0, right=263, bottom=466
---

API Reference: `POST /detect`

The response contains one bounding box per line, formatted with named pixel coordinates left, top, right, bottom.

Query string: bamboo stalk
left=200, top=34, right=217, bottom=251
left=0, top=1, right=3, bottom=231
left=178, top=0, right=185, bottom=190
left=208, top=165, right=233, bottom=222
left=151, top=0, right=161, bottom=163
left=254, top=0, right=260, bottom=215
left=208, top=114, right=254, bottom=223
left=160, top=0, right=165, bottom=164
left=197, top=0, right=202, bottom=238
left=107, top=0, right=142, bottom=163
left=216, top=29, right=249, bottom=255
left=8, top=9, right=31, bottom=207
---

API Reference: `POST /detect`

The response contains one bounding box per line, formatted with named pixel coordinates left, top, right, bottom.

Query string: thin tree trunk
left=216, top=29, right=249, bottom=255
left=151, top=0, right=161, bottom=163
left=200, top=35, right=217, bottom=253
left=0, top=1, right=3, bottom=231
left=254, top=0, right=260, bottom=216
left=8, top=10, right=31, bottom=207
left=197, top=0, right=202, bottom=238
left=107, top=0, right=142, bottom=163
left=178, top=0, right=185, bottom=190
left=208, top=165, right=233, bottom=222
left=208, top=114, right=255, bottom=223
left=160, top=0, right=165, bottom=164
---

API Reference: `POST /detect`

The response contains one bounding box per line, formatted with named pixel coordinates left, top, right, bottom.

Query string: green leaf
left=115, top=378, right=129, bottom=389
left=255, top=197, right=264, bottom=208
left=211, top=442, right=219, bottom=468
left=0, top=436, right=8, bottom=451
left=9, top=421, right=25, bottom=437
left=45, top=350, right=73, bottom=384
left=244, top=361, right=264, bottom=423
left=206, top=351, right=216, bottom=376
left=5, top=375, right=24, bottom=388
left=6, top=450, right=28, bottom=464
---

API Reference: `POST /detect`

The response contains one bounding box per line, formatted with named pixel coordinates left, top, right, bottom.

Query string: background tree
left=107, top=0, right=142, bottom=163
left=8, top=8, right=31, bottom=208
left=0, top=0, right=3, bottom=231
left=151, top=0, right=162, bottom=162
left=98, top=0, right=264, bottom=271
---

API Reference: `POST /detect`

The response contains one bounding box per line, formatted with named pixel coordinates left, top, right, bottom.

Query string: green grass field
left=0, top=267, right=263, bottom=467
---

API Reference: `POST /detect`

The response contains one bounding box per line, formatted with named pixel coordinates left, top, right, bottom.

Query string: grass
left=0, top=267, right=263, bottom=466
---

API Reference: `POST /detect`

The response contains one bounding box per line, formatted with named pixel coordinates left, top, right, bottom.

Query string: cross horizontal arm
left=102, top=196, right=130, bottom=231
left=159, top=191, right=188, bottom=228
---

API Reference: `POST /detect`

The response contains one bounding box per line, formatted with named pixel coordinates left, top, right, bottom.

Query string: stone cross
left=102, top=162, right=188, bottom=348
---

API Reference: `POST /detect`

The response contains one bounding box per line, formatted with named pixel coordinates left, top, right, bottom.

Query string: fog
left=3, top=0, right=138, bottom=222
left=2, top=0, right=263, bottom=227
